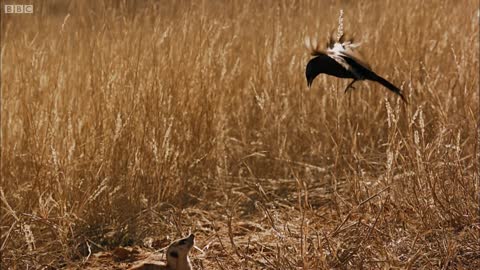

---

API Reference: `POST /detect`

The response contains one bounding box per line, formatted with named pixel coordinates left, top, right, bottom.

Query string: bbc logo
left=4, top=5, right=34, bottom=14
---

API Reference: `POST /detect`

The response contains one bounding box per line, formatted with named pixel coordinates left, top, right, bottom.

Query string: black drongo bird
left=305, top=35, right=406, bottom=102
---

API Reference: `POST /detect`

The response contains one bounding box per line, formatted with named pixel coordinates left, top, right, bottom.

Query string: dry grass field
left=1, top=0, right=479, bottom=269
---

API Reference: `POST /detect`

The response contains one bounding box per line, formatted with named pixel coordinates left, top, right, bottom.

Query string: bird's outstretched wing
left=326, top=37, right=371, bottom=78
left=304, top=36, right=324, bottom=56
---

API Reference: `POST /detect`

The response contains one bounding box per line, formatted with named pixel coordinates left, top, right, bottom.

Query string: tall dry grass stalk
left=1, top=0, right=479, bottom=269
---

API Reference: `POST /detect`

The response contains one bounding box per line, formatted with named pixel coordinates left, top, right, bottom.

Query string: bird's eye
left=169, top=251, right=179, bottom=258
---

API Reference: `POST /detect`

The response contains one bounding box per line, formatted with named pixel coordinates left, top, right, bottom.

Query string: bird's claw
left=344, top=85, right=356, bottom=93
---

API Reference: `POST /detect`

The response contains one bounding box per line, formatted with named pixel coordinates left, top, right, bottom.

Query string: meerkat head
left=165, top=234, right=195, bottom=270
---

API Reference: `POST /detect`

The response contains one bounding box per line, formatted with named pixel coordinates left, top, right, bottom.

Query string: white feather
left=326, top=41, right=365, bottom=78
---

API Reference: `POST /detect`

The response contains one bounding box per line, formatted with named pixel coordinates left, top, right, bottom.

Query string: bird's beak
left=307, top=79, right=312, bottom=88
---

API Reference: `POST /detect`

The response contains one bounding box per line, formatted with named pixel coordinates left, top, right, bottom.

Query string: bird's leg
left=344, top=79, right=357, bottom=93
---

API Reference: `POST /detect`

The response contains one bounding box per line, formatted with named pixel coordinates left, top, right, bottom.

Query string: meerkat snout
left=129, top=234, right=195, bottom=270
left=165, top=234, right=194, bottom=270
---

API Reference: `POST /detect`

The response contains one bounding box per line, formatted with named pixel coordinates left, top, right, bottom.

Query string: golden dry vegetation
left=1, top=0, right=479, bottom=269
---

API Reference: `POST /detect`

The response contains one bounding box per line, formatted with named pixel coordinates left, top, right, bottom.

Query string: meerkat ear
left=169, top=251, right=179, bottom=258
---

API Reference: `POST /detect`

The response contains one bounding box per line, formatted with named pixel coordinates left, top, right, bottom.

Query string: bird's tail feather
left=370, top=74, right=407, bottom=103
left=341, top=56, right=405, bottom=102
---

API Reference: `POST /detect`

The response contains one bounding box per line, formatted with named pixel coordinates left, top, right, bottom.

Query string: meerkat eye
left=169, top=251, right=179, bottom=258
